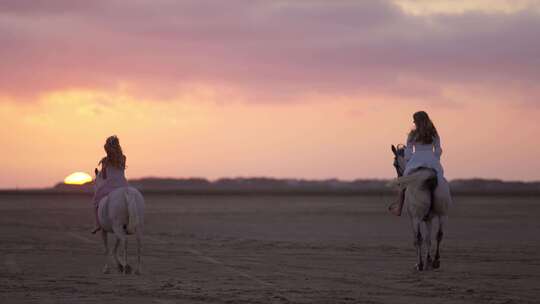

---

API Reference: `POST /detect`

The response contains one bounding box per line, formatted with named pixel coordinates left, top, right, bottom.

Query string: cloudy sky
left=1, top=0, right=539, bottom=188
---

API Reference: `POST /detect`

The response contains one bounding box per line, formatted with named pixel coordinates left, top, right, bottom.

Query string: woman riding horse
left=388, top=111, right=445, bottom=216
left=92, top=135, right=129, bottom=234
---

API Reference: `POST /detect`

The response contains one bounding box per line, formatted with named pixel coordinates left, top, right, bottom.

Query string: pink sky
left=1, top=0, right=540, bottom=188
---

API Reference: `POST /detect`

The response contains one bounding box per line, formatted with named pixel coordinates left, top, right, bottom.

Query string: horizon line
left=2, top=176, right=539, bottom=191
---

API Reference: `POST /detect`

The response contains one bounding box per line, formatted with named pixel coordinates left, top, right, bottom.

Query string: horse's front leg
left=101, top=231, right=110, bottom=274
left=411, top=218, right=423, bottom=271
left=433, top=215, right=446, bottom=269
left=424, top=219, right=433, bottom=270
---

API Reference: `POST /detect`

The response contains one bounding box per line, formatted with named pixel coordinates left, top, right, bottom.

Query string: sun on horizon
left=64, top=172, right=92, bottom=185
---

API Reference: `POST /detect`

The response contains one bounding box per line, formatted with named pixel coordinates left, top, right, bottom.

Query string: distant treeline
left=39, top=177, right=540, bottom=196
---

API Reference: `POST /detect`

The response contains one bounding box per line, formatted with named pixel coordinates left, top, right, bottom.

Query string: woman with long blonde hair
left=388, top=111, right=445, bottom=216
left=91, top=135, right=129, bottom=233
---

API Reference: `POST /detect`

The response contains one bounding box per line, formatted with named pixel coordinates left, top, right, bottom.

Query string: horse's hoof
left=117, top=264, right=124, bottom=273
left=124, top=264, right=132, bottom=274
left=425, top=258, right=433, bottom=270
left=416, top=263, right=424, bottom=271
left=102, top=265, right=110, bottom=274
left=432, top=260, right=440, bottom=269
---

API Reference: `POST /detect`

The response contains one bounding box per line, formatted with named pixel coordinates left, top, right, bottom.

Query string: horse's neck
left=94, top=175, right=105, bottom=191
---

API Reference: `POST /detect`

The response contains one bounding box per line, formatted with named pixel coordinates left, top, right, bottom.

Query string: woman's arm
left=405, top=133, right=414, bottom=161
left=99, top=157, right=108, bottom=179
left=434, top=136, right=443, bottom=160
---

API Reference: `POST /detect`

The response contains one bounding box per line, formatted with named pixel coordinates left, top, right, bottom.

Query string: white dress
left=404, top=135, right=445, bottom=182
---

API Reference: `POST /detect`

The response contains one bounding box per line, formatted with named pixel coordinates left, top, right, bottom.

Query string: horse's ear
left=391, top=145, right=397, bottom=155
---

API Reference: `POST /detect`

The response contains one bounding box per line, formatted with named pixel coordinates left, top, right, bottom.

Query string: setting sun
left=64, top=172, right=92, bottom=185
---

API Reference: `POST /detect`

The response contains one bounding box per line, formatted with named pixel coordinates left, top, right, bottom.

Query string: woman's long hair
left=100, top=135, right=126, bottom=169
left=409, top=111, right=438, bottom=144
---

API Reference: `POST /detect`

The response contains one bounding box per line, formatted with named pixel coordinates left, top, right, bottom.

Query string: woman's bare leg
left=92, top=205, right=101, bottom=234
left=388, top=189, right=405, bottom=216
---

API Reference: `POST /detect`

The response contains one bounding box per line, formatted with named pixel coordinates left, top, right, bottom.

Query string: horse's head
left=391, top=144, right=407, bottom=177
left=94, top=167, right=105, bottom=190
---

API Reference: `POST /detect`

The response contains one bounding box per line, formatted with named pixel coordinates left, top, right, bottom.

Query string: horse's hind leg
left=424, top=219, right=433, bottom=270
left=135, top=231, right=142, bottom=275
left=112, top=236, right=123, bottom=273
left=112, top=224, right=131, bottom=275
left=101, top=231, right=110, bottom=274
left=411, top=218, right=423, bottom=271
left=123, top=236, right=131, bottom=275
left=433, top=215, right=446, bottom=269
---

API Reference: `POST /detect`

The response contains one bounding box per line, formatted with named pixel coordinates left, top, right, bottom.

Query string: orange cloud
left=1, top=86, right=539, bottom=188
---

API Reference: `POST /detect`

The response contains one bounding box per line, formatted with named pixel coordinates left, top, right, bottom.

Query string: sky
left=1, top=0, right=540, bottom=188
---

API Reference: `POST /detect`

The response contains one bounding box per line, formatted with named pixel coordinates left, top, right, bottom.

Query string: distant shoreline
left=1, top=177, right=539, bottom=196
left=1, top=190, right=539, bottom=197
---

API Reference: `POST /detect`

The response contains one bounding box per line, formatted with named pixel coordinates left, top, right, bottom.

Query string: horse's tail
left=125, top=188, right=139, bottom=234
left=387, top=169, right=436, bottom=189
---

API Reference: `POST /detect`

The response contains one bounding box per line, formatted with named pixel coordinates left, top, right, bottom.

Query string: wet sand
left=1, top=193, right=539, bottom=303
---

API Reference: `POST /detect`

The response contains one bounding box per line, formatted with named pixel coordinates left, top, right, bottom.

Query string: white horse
left=94, top=168, right=145, bottom=275
left=389, top=145, right=452, bottom=271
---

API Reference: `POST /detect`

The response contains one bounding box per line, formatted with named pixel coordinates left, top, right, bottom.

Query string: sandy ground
left=0, top=193, right=539, bottom=303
